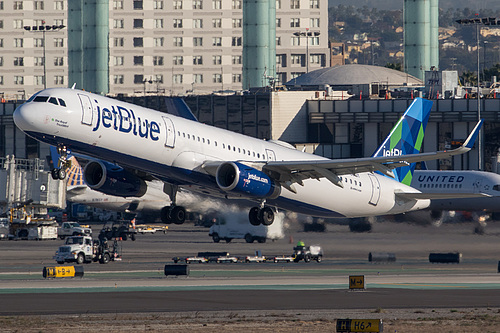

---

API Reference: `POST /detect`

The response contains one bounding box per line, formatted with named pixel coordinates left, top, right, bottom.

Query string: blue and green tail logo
left=372, top=98, right=433, bottom=185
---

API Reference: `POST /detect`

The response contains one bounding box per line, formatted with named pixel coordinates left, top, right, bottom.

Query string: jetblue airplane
left=13, top=88, right=481, bottom=226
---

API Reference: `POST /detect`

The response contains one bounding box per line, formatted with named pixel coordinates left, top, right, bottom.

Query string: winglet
left=463, top=119, right=483, bottom=149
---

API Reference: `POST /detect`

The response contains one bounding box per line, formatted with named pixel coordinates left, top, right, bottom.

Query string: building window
left=113, top=56, right=124, bottom=66
left=193, top=37, right=203, bottom=47
left=232, top=19, right=242, bottom=28
left=34, top=57, right=44, bottom=66
left=193, top=74, right=203, bottom=84
left=13, top=19, right=23, bottom=29
left=291, top=54, right=303, bottom=65
left=134, top=56, right=144, bottom=65
left=0, top=57, right=2, bottom=66
left=173, top=74, right=183, bottom=84
left=213, top=74, right=222, bottom=83
left=193, top=19, right=203, bottom=29
left=310, top=54, right=321, bottom=64
left=54, top=38, right=64, bottom=47
left=232, top=0, right=242, bottom=9
left=311, top=36, right=320, bottom=46
left=232, top=55, right=241, bottom=64
left=290, top=0, right=300, bottom=9
left=35, top=76, right=44, bottom=85
left=276, top=0, right=281, bottom=9
left=34, top=1, right=44, bottom=10
left=291, top=72, right=304, bottom=79
left=213, top=55, right=221, bottom=65
left=133, top=0, right=143, bottom=9
left=54, top=76, right=64, bottom=85
left=193, top=0, right=202, bottom=9
left=173, top=56, right=184, bottom=65
left=133, top=37, right=143, bottom=47
left=54, top=57, right=64, bottom=66
left=134, top=75, right=144, bottom=84
left=212, top=0, right=221, bottom=9
left=114, top=38, right=124, bottom=47
left=291, top=36, right=300, bottom=46
left=134, top=19, right=143, bottom=29
left=114, top=75, right=124, bottom=84
left=276, top=37, right=281, bottom=46
left=0, top=76, right=3, bottom=85
left=310, top=18, right=320, bottom=28
left=114, top=19, right=124, bottom=29
left=154, top=37, right=164, bottom=47
left=153, top=56, right=164, bottom=66
left=173, top=19, right=183, bottom=28
left=232, top=37, right=242, bottom=46
left=212, top=37, right=222, bottom=46
left=193, top=56, right=203, bottom=65
left=14, top=57, right=24, bottom=66
left=14, top=76, right=24, bottom=85
left=154, top=19, right=164, bottom=29
left=232, top=74, right=241, bottom=83
left=212, top=19, right=221, bottom=28
left=14, top=38, right=23, bottom=48
left=173, top=1, right=182, bottom=9
left=113, top=1, right=124, bottom=9
left=154, top=1, right=164, bottom=9
left=310, top=0, right=319, bottom=9
left=290, top=18, right=300, bottom=28
left=276, top=18, right=281, bottom=28
left=14, top=1, right=23, bottom=10
left=54, top=1, right=64, bottom=10
left=173, top=37, right=183, bottom=47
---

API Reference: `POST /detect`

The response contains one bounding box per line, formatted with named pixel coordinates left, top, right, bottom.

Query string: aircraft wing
left=263, top=120, right=483, bottom=190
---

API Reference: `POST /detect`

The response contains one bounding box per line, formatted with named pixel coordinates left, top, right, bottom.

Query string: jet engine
left=216, top=162, right=280, bottom=199
left=83, top=160, right=147, bottom=198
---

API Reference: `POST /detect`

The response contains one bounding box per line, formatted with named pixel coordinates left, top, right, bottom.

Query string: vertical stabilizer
left=372, top=98, right=433, bottom=185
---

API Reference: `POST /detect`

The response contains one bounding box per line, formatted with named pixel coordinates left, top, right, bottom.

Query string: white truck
left=58, top=221, right=92, bottom=239
left=209, top=211, right=285, bottom=243
left=54, top=235, right=117, bottom=264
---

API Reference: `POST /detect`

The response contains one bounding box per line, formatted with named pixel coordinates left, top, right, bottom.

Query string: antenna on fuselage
left=71, top=83, right=76, bottom=89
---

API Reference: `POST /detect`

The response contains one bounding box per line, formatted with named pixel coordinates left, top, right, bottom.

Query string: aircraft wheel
left=249, top=207, right=261, bottom=226
left=160, top=206, right=172, bottom=224
left=57, top=168, right=67, bottom=180
left=51, top=169, right=59, bottom=180
left=259, top=206, right=274, bottom=226
left=171, top=206, right=186, bottom=225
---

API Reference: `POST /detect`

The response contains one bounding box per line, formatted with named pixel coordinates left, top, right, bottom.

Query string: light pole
left=483, top=40, right=488, bottom=82
left=293, top=30, right=320, bottom=73
left=455, top=17, right=498, bottom=170
left=23, top=22, right=65, bottom=89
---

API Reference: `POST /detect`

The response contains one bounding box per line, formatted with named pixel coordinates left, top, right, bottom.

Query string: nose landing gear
left=51, top=145, right=70, bottom=180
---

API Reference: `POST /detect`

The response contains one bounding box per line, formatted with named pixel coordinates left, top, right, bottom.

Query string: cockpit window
left=493, top=185, right=500, bottom=191
left=58, top=98, right=66, bottom=107
left=48, top=97, right=58, bottom=105
left=33, top=96, right=49, bottom=102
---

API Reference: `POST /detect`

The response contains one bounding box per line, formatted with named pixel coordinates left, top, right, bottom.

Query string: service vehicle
left=209, top=211, right=285, bottom=243
left=136, top=224, right=168, bottom=234
left=58, top=221, right=92, bottom=239
left=185, top=256, right=208, bottom=263
left=216, top=255, right=238, bottom=263
left=273, top=255, right=294, bottom=263
left=100, top=221, right=137, bottom=241
left=293, top=244, right=323, bottom=263
left=245, top=255, right=266, bottom=263
left=53, top=235, right=120, bottom=264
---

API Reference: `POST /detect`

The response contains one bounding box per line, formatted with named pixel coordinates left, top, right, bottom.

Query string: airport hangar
left=1, top=65, right=498, bottom=174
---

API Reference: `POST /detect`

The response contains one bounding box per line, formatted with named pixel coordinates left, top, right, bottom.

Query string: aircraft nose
left=13, top=102, right=38, bottom=132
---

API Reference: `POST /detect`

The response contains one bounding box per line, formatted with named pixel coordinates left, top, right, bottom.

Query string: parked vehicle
left=54, top=235, right=120, bottom=264
left=57, top=221, right=92, bottom=239
left=99, top=221, right=137, bottom=241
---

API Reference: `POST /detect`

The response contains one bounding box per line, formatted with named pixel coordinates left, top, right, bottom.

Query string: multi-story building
left=0, top=0, right=329, bottom=98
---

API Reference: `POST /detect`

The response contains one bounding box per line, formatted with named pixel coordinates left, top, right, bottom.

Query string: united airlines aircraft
left=13, top=88, right=481, bottom=226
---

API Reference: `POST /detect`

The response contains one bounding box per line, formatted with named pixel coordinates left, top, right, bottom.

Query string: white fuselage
left=13, top=88, right=429, bottom=218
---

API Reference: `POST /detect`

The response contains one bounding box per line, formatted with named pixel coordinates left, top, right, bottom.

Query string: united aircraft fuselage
left=14, top=88, right=430, bottom=219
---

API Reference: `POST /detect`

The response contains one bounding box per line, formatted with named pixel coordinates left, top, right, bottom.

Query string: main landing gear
left=248, top=205, right=275, bottom=226
left=51, top=145, right=70, bottom=180
left=161, top=184, right=186, bottom=225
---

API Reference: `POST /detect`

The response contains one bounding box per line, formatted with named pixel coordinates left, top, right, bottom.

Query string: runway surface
left=1, top=220, right=500, bottom=316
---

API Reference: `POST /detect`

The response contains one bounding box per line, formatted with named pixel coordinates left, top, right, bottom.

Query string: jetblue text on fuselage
left=383, top=148, right=402, bottom=156
left=92, top=103, right=160, bottom=141
left=417, top=175, right=465, bottom=183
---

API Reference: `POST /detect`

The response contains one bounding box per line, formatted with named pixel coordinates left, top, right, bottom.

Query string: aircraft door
left=162, top=116, right=176, bottom=148
left=367, top=173, right=381, bottom=206
left=78, top=94, right=93, bottom=126
left=265, top=149, right=276, bottom=162
left=472, top=177, right=482, bottom=194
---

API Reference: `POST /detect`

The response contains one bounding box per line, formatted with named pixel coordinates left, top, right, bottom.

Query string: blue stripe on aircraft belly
left=27, top=131, right=345, bottom=218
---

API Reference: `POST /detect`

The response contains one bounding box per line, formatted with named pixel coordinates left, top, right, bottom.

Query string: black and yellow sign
left=336, top=319, right=382, bottom=332
left=349, top=275, right=365, bottom=290
left=43, top=266, right=84, bottom=278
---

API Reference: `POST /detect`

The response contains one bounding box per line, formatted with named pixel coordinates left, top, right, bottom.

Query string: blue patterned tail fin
left=371, top=98, right=433, bottom=185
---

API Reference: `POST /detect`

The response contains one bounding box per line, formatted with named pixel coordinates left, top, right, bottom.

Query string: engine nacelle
left=83, top=160, right=147, bottom=198
left=216, top=162, right=280, bottom=199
